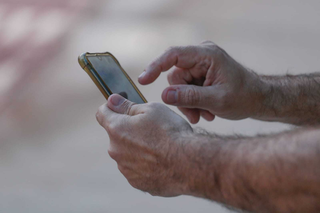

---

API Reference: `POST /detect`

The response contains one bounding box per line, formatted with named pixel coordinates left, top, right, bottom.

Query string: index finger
left=138, top=46, right=198, bottom=85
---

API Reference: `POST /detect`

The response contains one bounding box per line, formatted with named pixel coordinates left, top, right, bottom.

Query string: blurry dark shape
left=0, top=0, right=89, bottom=115
left=118, top=92, right=128, bottom=99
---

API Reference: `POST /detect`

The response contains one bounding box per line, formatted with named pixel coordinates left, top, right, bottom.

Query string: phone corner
left=78, top=52, right=88, bottom=69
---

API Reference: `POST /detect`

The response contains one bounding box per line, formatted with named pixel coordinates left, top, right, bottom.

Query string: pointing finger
left=139, top=46, right=198, bottom=85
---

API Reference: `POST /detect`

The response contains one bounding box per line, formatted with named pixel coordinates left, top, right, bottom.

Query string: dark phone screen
left=87, top=55, right=145, bottom=104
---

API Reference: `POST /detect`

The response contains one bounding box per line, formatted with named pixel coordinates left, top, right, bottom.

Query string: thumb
left=107, top=94, right=136, bottom=115
left=162, top=85, right=211, bottom=109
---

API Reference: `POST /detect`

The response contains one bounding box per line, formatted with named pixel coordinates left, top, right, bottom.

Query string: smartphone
left=78, top=52, right=147, bottom=104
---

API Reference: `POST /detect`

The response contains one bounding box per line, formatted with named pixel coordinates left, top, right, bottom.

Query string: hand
left=139, top=41, right=263, bottom=124
left=96, top=94, right=193, bottom=197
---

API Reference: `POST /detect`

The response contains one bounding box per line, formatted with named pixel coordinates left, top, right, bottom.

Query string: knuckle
left=210, top=44, right=220, bottom=52
left=121, top=101, right=135, bottom=115
left=211, top=45, right=225, bottom=58
left=201, top=40, right=219, bottom=49
left=98, top=104, right=107, bottom=114
left=165, top=46, right=182, bottom=57
left=102, top=118, right=121, bottom=137
left=166, top=46, right=178, bottom=53
left=107, top=121, right=121, bottom=135
left=180, top=87, right=200, bottom=105
left=95, top=111, right=101, bottom=123
left=149, top=60, right=158, bottom=69
left=96, top=106, right=107, bottom=125
left=108, top=119, right=132, bottom=141
left=147, top=102, right=164, bottom=112
left=145, top=102, right=165, bottom=117
left=148, top=102, right=161, bottom=108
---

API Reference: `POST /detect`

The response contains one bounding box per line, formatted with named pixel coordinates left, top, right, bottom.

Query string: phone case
left=78, top=52, right=147, bottom=103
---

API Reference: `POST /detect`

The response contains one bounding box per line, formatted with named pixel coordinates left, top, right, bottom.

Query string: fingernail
left=110, top=95, right=125, bottom=106
left=166, top=90, right=177, bottom=104
left=139, top=71, right=146, bottom=79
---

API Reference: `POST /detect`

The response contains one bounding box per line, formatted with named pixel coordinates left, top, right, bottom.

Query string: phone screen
left=87, top=55, right=145, bottom=104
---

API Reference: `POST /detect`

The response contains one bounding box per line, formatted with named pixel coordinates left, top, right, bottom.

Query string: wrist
left=244, top=70, right=270, bottom=119
left=177, top=131, right=224, bottom=200
left=165, top=131, right=193, bottom=196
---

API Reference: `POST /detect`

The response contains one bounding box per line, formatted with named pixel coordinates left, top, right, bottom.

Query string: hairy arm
left=97, top=94, right=320, bottom=212
left=181, top=127, right=320, bottom=213
left=253, top=73, right=320, bottom=125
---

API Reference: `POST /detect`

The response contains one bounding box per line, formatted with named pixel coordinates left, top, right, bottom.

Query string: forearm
left=181, top=128, right=320, bottom=213
left=252, top=73, right=320, bottom=125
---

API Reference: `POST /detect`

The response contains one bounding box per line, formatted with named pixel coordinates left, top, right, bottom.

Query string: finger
left=168, top=58, right=212, bottom=86
left=167, top=67, right=193, bottom=85
left=178, top=107, right=200, bottom=124
left=96, top=94, right=144, bottom=130
left=139, top=46, right=198, bottom=85
left=107, top=94, right=140, bottom=116
left=96, top=103, right=119, bottom=128
left=200, top=110, right=215, bottom=121
left=161, top=85, right=212, bottom=109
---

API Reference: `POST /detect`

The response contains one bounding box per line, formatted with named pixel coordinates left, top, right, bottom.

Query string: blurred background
left=1, top=0, right=320, bottom=212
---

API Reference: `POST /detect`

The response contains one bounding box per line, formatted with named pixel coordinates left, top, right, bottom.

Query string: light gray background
left=1, top=0, right=320, bottom=212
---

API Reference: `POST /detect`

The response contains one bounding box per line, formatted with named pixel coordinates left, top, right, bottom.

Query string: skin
left=96, top=41, right=320, bottom=213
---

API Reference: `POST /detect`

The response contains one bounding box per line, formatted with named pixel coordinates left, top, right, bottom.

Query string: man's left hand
left=96, top=94, right=193, bottom=197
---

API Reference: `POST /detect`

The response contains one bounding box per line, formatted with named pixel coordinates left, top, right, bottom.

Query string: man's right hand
left=138, top=41, right=265, bottom=124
